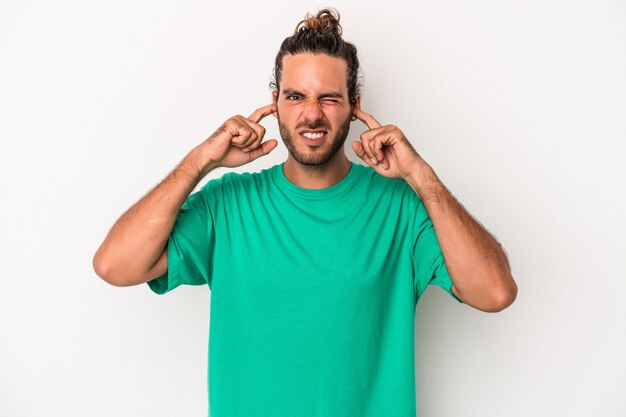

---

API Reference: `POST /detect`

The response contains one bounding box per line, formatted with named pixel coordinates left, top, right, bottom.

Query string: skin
left=94, top=51, right=517, bottom=313
left=351, top=109, right=518, bottom=312
left=92, top=105, right=279, bottom=286
left=269, top=52, right=517, bottom=312
left=270, top=53, right=358, bottom=189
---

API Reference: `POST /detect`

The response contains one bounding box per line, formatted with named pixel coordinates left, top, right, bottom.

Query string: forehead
left=280, top=53, right=348, bottom=94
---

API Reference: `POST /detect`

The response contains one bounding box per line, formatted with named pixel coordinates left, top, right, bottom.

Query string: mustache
left=295, top=120, right=331, bottom=131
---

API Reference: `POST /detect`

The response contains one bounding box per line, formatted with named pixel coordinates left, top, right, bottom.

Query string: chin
left=278, top=114, right=351, bottom=167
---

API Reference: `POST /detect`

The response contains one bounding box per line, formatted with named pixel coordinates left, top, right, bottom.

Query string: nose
left=301, top=99, right=323, bottom=124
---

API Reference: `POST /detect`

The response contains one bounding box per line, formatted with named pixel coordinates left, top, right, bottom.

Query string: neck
left=282, top=152, right=351, bottom=190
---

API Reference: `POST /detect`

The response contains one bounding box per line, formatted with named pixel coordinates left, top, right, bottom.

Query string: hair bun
left=295, top=8, right=342, bottom=36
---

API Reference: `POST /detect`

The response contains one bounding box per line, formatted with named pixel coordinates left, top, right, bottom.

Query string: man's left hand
left=351, top=108, right=424, bottom=180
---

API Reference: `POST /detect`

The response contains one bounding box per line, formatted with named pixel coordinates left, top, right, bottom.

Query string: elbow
left=454, top=271, right=518, bottom=313
left=93, top=252, right=117, bottom=286
left=92, top=251, right=131, bottom=287
left=484, top=276, right=518, bottom=313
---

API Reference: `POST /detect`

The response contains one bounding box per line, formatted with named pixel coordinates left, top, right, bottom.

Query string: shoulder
left=196, top=164, right=276, bottom=197
left=353, top=162, right=420, bottom=202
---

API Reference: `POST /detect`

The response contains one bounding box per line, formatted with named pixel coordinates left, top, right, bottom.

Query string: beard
left=277, top=112, right=351, bottom=166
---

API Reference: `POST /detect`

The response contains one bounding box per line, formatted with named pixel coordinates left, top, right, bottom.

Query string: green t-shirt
left=148, top=161, right=462, bottom=417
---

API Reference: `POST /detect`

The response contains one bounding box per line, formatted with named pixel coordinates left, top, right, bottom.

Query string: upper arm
left=145, top=185, right=216, bottom=294
left=451, top=284, right=464, bottom=302
left=145, top=246, right=168, bottom=283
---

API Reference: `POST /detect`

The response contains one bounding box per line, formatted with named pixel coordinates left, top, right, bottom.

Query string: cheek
left=277, top=103, right=293, bottom=119
left=323, top=104, right=349, bottom=117
left=327, top=108, right=351, bottom=125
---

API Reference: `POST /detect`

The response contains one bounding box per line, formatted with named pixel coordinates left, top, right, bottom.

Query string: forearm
left=405, top=159, right=517, bottom=312
left=93, top=144, right=216, bottom=286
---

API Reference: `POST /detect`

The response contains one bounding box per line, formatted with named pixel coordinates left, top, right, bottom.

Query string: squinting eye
left=287, top=95, right=301, bottom=100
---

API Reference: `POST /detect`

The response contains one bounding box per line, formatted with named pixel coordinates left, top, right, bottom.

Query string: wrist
left=404, top=159, right=441, bottom=197
left=183, top=144, right=219, bottom=178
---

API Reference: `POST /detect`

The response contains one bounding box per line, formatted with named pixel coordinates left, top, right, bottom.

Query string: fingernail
left=243, top=148, right=250, bottom=152
left=370, top=157, right=378, bottom=164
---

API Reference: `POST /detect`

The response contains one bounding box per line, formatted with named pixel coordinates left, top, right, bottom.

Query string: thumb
left=248, top=139, right=278, bottom=161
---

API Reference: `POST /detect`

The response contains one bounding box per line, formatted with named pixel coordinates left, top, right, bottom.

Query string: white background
left=1, top=1, right=624, bottom=416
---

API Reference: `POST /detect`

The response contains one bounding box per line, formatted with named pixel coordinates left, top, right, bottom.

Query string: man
left=93, top=8, right=517, bottom=416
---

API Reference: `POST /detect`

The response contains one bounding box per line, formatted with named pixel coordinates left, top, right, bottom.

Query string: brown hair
left=269, top=8, right=363, bottom=106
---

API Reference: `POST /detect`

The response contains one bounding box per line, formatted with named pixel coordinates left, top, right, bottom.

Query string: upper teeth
left=303, top=132, right=324, bottom=139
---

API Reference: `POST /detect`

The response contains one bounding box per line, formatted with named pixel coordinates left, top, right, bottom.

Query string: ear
left=271, top=91, right=278, bottom=119
left=351, top=95, right=361, bottom=121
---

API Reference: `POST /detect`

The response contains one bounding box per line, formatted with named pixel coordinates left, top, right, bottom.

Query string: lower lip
left=301, top=133, right=327, bottom=146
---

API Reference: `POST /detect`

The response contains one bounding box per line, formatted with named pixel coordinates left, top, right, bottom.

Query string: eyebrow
left=282, top=89, right=344, bottom=100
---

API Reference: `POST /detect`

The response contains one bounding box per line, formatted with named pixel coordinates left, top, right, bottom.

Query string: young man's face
left=273, top=53, right=360, bottom=166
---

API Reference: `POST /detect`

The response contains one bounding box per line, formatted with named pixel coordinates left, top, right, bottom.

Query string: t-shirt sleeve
left=410, top=195, right=463, bottom=305
left=147, top=183, right=215, bottom=295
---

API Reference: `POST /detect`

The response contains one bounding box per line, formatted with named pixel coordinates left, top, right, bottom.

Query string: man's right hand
left=93, top=103, right=279, bottom=287
left=199, top=103, right=278, bottom=173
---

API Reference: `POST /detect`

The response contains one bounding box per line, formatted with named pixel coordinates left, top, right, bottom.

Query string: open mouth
left=300, top=130, right=328, bottom=146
